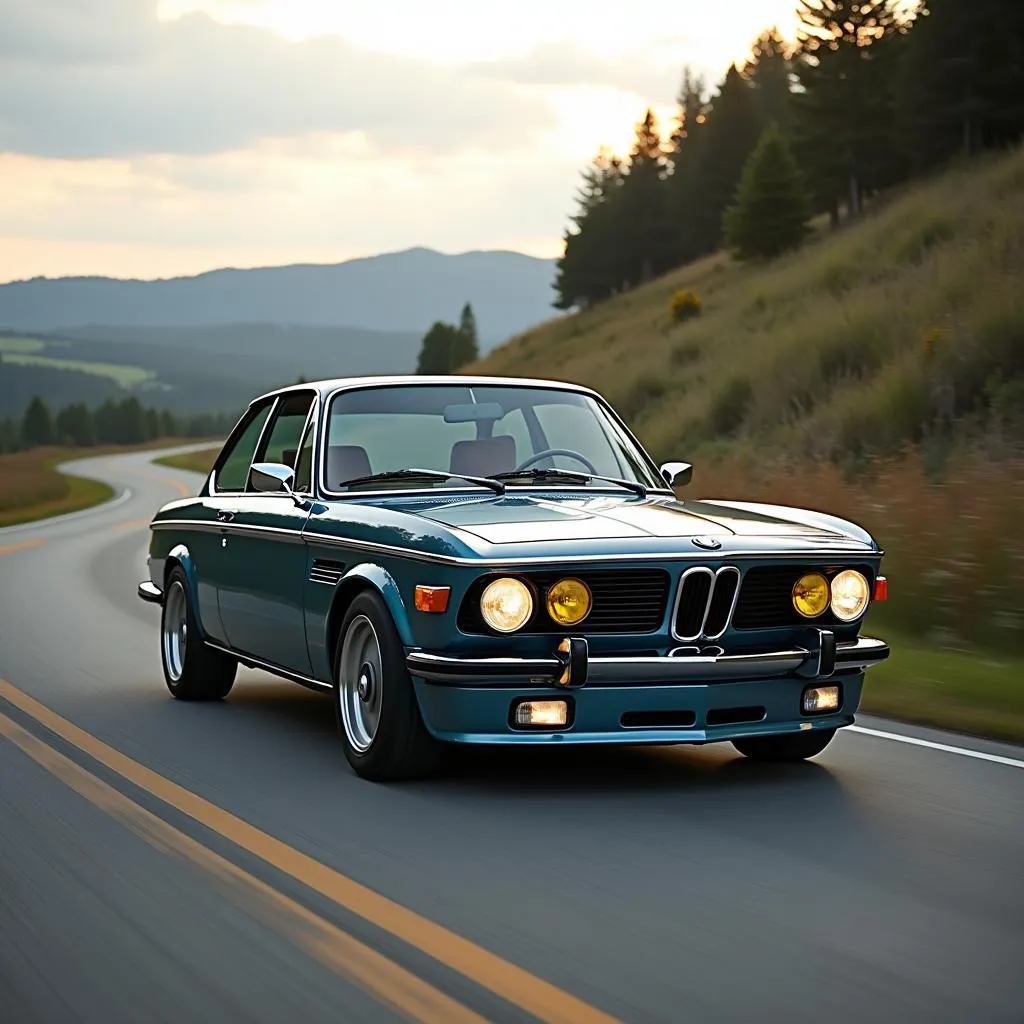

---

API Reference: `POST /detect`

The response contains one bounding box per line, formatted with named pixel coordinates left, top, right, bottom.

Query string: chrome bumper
left=138, top=580, right=163, bottom=605
left=406, top=632, right=890, bottom=687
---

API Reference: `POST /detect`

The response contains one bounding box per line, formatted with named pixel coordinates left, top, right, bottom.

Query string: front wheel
left=732, top=728, right=836, bottom=762
left=333, top=590, right=440, bottom=781
left=161, top=566, right=236, bottom=701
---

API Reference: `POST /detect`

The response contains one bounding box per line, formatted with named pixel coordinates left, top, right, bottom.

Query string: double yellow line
left=0, top=677, right=620, bottom=1024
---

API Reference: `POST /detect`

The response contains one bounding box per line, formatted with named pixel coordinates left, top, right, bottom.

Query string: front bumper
left=406, top=632, right=889, bottom=687
left=406, top=631, right=889, bottom=745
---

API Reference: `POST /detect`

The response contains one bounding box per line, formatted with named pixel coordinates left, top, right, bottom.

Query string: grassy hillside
left=475, top=149, right=1024, bottom=464
left=474, top=150, right=1024, bottom=664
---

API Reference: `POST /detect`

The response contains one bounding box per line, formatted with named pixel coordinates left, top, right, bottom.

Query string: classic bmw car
left=138, top=375, right=890, bottom=780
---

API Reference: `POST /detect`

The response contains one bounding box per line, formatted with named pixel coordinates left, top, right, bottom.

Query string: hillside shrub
left=669, top=289, right=702, bottom=323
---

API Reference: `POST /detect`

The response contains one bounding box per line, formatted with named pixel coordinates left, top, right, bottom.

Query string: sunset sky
left=0, top=0, right=802, bottom=282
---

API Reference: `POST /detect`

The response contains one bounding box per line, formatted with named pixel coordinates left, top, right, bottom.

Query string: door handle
left=216, top=509, right=237, bottom=523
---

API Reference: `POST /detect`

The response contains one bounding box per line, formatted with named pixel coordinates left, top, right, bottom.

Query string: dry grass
left=153, top=447, right=220, bottom=474
left=474, top=148, right=1024, bottom=462
left=0, top=439, right=210, bottom=526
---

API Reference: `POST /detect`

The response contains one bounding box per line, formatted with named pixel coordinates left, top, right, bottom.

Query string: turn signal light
left=873, top=576, right=888, bottom=602
left=414, top=585, right=450, bottom=613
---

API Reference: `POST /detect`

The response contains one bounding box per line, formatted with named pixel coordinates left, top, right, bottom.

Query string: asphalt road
left=1, top=446, right=1022, bottom=1024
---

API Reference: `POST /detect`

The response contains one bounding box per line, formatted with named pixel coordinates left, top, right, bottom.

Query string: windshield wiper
left=491, top=468, right=647, bottom=497
left=336, top=468, right=506, bottom=495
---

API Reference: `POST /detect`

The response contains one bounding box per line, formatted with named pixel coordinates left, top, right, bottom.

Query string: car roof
left=252, top=375, right=601, bottom=405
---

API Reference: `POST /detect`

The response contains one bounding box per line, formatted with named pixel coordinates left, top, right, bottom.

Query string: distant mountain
left=0, top=248, right=558, bottom=346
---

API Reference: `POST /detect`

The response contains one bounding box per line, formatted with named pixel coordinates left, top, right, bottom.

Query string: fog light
left=513, top=699, right=568, bottom=728
left=802, top=685, right=841, bottom=715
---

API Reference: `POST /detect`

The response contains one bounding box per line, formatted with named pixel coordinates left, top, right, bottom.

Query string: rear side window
left=214, top=401, right=273, bottom=492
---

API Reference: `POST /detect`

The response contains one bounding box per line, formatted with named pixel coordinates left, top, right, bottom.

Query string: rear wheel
left=333, top=590, right=440, bottom=781
left=732, top=728, right=836, bottom=762
left=161, top=566, right=236, bottom=701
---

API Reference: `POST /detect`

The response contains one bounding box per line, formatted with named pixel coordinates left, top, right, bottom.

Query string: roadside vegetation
left=154, top=447, right=220, bottom=474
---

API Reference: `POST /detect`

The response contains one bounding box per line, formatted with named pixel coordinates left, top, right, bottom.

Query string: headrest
left=326, top=445, right=372, bottom=488
left=449, top=435, right=516, bottom=478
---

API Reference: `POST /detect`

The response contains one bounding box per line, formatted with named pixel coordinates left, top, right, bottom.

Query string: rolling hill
left=472, top=149, right=1024, bottom=465
left=0, top=248, right=558, bottom=346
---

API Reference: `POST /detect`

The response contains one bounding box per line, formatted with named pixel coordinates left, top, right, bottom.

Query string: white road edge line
left=0, top=486, right=133, bottom=536
left=848, top=725, right=1024, bottom=769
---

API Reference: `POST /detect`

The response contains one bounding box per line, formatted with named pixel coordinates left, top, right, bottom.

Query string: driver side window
left=214, top=400, right=273, bottom=492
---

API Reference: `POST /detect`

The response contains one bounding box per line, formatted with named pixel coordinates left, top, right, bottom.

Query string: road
left=0, top=445, right=1022, bottom=1024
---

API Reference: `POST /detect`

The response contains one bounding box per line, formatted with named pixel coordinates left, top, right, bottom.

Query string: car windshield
left=322, top=383, right=663, bottom=492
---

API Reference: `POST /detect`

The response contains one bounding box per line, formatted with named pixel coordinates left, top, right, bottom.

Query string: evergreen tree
left=0, top=417, right=20, bottom=453
left=55, top=403, right=96, bottom=446
left=553, top=148, right=626, bottom=309
left=159, top=409, right=178, bottom=438
left=21, top=396, right=54, bottom=447
left=793, top=0, right=908, bottom=221
left=616, top=109, right=673, bottom=287
left=743, top=28, right=795, bottom=135
left=898, top=0, right=1024, bottom=171
left=416, top=321, right=465, bottom=374
left=687, top=65, right=764, bottom=255
left=452, top=302, right=480, bottom=366
left=724, top=124, right=811, bottom=261
left=667, top=67, right=711, bottom=265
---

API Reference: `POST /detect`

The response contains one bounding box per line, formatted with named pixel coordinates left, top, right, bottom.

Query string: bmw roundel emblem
left=691, top=536, right=722, bottom=550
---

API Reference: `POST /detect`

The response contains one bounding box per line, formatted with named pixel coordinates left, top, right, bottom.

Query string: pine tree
left=21, top=396, right=54, bottom=447
left=452, top=302, right=479, bottom=366
left=667, top=67, right=711, bottom=265
left=55, top=403, right=96, bottom=446
left=793, top=0, right=907, bottom=221
left=416, top=321, right=464, bottom=374
left=724, top=124, right=811, bottom=261
left=743, top=28, right=795, bottom=135
left=687, top=65, right=764, bottom=255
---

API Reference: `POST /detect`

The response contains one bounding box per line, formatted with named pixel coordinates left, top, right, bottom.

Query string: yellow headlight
left=480, top=577, right=533, bottom=633
left=792, top=572, right=829, bottom=618
left=830, top=569, right=870, bottom=621
left=546, top=577, right=593, bottom=626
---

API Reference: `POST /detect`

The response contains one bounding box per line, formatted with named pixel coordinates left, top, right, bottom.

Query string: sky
left=0, top=0, right=803, bottom=283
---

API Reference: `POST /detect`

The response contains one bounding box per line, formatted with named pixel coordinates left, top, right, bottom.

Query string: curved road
left=0, top=447, right=1021, bottom=1023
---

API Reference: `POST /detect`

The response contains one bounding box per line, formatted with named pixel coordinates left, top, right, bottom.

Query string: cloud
left=0, top=0, right=554, bottom=159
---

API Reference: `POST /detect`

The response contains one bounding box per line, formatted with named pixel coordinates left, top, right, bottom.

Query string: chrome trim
left=407, top=636, right=890, bottom=686
left=309, top=558, right=346, bottom=586
left=670, top=565, right=741, bottom=642
left=150, top=520, right=304, bottom=543
left=203, top=640, right=333, bottom=693
left=705, top=566, right=741, bottom=641
left=137, top=580, right=163, bottom=604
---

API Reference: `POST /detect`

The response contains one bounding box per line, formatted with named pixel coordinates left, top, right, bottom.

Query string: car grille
left=458, top=569, right=671, bottom=635
left=673, top=567, right=740, bottom=640
left=732, top=563, right=876, bottom=630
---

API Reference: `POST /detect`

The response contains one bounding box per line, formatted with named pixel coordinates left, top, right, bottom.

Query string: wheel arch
left=325, top=563, right=414, bottom=671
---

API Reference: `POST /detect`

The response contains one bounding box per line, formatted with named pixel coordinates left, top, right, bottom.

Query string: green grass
left=1, top=351, right=154, bottom=387
left=862, top=633, right=1024, bottom=744
left=154, top=447, right=220, bottom=474
left=0, top=336, right=46, bottom=354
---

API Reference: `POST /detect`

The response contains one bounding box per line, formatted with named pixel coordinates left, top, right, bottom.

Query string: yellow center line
left=114, top=517, right=153, bottom=532
left=135, top=469, right=192, bottom=498
left=0, top=677, right=620, bottom=1024
left=0, top=538, right=46, bottom=556
left=0, top=709, right=488, bottom=1024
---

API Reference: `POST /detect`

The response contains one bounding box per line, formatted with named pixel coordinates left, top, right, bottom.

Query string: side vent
left=309, top=558, right=346, bottom=587
left=673, top=566, right=740, bottom=641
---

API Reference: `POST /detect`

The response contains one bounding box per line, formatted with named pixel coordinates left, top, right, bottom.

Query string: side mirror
left=251, top=461, right=296, bottom=494
left=660, top=462, right=693, bottom=487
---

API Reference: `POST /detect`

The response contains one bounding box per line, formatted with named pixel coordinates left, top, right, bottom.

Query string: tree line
left=555, top=0, right=1024, bottom=309
left=1, top=394, right=238, bottom=454
left=416, top=302, right=480, bottom=373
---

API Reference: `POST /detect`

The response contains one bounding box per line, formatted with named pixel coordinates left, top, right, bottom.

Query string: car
left=138, top=375, right=890, bottom=780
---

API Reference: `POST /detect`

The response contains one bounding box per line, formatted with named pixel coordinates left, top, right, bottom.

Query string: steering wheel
left=515, top=449, right=598, bottom=474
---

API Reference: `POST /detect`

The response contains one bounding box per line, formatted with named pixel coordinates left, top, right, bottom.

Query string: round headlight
left=546, top=577, right=592, bottom=626
left=480, top=577, right=533, bottom=633
left=830, top=569, right=870, bottom=621
left=792, top=572, right=829, bottom=618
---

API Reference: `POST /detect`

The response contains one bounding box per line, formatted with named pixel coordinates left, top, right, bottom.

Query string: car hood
left=397, top=492, right=871, bottom=549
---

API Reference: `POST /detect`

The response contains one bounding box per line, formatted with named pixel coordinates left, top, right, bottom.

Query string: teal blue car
left=139, top=376, right=890, bottom=780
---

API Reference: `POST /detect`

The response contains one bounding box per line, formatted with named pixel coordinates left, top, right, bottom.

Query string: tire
left=333, top=590, right=440, bottom=781
left=161, top=565, right=237, bottom=701
left=732, top=727, right=837, bottom=762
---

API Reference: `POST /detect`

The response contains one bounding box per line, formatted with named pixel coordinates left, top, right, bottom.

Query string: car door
left=215, top=390, right=317, bottom=675
left=192, top=397, right=277, bottom=645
